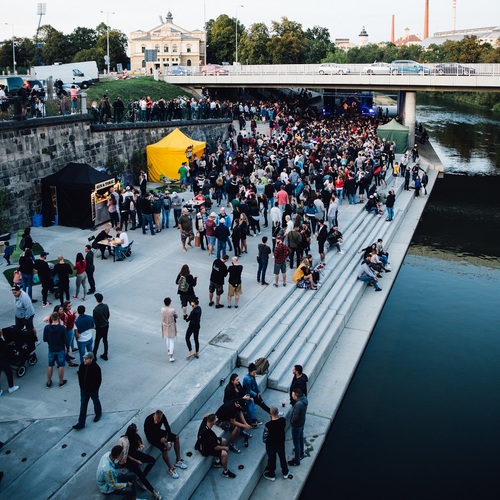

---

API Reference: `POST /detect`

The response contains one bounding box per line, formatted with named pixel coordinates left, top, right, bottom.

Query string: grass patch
left=3, top=259, right=76, bottom=287
left=85, top=77, right=193, bottom=105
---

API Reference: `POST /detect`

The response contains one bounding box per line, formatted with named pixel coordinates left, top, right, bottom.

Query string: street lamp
left=235, top=4, right=244, bottom=65
left=100, top=11, right=115, bottom=75
left=4, top=23, right=16, bottom=74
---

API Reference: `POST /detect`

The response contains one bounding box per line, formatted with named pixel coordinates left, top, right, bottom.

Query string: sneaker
left=283, top=473, right=291, bottom=479
left=222, top=469, right=236, bottom=479
left=8, top=385, right=19, bottom=394
left=59, top=380, right=67, bottom=388
left=212, top=460, right=223, bottom=468
left=42, top=302, right=52, bottom=307
left=287, top=460, right=300, bottom=466
left=241, top=430, right=252, bottom=438
left=46, top=381, right=52, bottom=389
left=215, top=304, right=224, bottom=309
left=375, top=288, right=382, bottom=292
left=209, top=301, right=214, bottom=307
left=228, top=444, right=241, bottom=454
left=174, top=459, right=187, bottom=469
left=153, top=490, right=162, bottom=500
left=72, top=423, right=85, bottom=430
left=93, top=414, right=101, bottom=422
left=169, top=357, right=175, bottom=362
left=263, top=472, right=276, bottom=481
left=100, top=354, right=108, bottom=361
left=168, top=467, right=179, bottom=479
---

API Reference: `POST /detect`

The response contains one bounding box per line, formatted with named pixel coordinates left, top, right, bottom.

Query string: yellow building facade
left=129, top=12, right=206, bottom=73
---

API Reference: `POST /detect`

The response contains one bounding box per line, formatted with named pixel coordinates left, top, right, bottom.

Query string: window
left=186, top=59, right=192, bottom=66
left=164, top=46, right=168, bottom=52
left=187, top=45, right=192, bottom=53
left=172, top=44, right=177, bottom=53
left=141, top=46, right=146, bottom=54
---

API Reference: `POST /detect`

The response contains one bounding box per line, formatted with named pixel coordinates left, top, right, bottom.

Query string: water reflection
left=417, top=96, right=500, bottom=174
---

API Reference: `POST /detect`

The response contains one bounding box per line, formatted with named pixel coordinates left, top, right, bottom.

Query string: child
left=2, top=241, right=12, bottom=265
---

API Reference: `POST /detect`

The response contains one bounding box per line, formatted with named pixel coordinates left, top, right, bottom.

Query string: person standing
left=53, top=255, right=73, bottom=306
left=288, top=388, right=308, bottom=467
left=84, top=245, right=96, bottom=294
left=72, top=352, right=102, bottom=430
left=18, top=248, right=36, bottom=301
left=161, top=297, right=178, bottom=362
left=178, top=208, right=195, bottom=252
left=273, top=237, right=290, bottom=288
left=34, top=251, right=53, bottom=307
left=73, top=252, right=87, bottom=299
left=12, top=285, right=39, bottom=345
left=263, top=406, right=289, bottom=481
left=175, top=264, right=197, bottom=320
left=195, top=206, right=208, bottom=251
left=171, top=193, right=183, bottom=227
left=140, top=194, right=156, bottom=235
left=289, top=365, right=308, bottom=405
left=209, top=255, right=229, bottom=308
left=316, top=219, right=328, bottom=263
left=214, top=218, right=230, bottom=259
left=257, top=236, right=271, bottom=286
left=385, top=190, right=396, bottom=222
left=0, top=328, right=20, bottom=396
left=43, top=312, right=69, bottom=388
left=162, top=190, right=172, bottom=229
left=227, top=257, right=243, bottom=308
left=74, top=305, right=95, bottom=364
left=93, top=293, right=110, bottom=361
left=185, top=298, right=202, bottom=359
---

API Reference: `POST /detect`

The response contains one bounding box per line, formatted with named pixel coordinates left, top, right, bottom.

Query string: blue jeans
left=77, top=338, right=93, bottom=364
left=142, top=214, right=155, bottom=235
left=379, top=254, right=388, bottom=267
left=22, top=273, right=33, bottom=299
left=217, top=240, right=227, bottom=259
left=336, top=188, right=343, bottom=203
left=162, top=209, right=170, bottom=228
left=291, top=426, right=304, bottom=464
left=115, top=245, right=126, bottom=259
left=348, top=193, right=356, bottom=205
left=358, top=275, right=381, bottom=290
left=386, top=207, right=394, bottom=221
left=245, top=400, right=257, bottom=422
left=257, top=259, right=269, bottom=284
left=78, top=389, right=102, bottom=426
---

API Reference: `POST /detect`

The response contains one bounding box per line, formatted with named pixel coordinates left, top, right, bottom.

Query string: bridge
left=165, top=63, right=500, bottom=148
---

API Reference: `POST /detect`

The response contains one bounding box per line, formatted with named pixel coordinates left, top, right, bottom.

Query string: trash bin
left=32, top=214, right=43, bottom=227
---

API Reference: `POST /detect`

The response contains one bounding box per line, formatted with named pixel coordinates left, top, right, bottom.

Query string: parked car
left=362, top=62, right=391, bottom=75
left=390, top=60, right=431, bottom=75
left=0, top=76, right=25, bottom=97
left=169, top=66, right=192, bottom=76
left=201, top=64, right=229, bottom=76
left=318, top=63, right=350, bottom=75
left=434, top=63, right=475, bottom=76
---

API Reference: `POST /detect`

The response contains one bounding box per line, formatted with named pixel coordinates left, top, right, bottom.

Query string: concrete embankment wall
left=0, top=117, right=229, bottom=231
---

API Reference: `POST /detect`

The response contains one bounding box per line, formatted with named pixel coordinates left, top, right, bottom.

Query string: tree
left=238, top=23, right=270, bottom=64
left=268, top=17, right=305, bottom=64
left=39, top=25, right=71, bottom=64
left=206, top=14, right=245, bottom=64
left=304, top=26, right=331, bottom=64
left=96, top=29, right=129, bottom=71
left=67, top=27, right=98, bottom=54
left=0, top=37, right=35, bottom=72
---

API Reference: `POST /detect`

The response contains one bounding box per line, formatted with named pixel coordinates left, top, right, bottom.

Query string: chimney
left=391, top=15, right=395, bottom=43
left=424, top=0, right=429, bottom=39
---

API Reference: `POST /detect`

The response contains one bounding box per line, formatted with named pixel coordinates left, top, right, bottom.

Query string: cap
left=125, top=186, right=131, bottom=191
left=219, top=218, right=225, bottom=224
left=40, top=251, right=49, bottom=257
left=210, top=212, right=217, bottom=217
left=165, top=190, right=170, bottom=194
left=83, top=352, right=94, bottom=360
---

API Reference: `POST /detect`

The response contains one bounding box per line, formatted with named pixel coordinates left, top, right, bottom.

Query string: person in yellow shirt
left=292, top=255, right=317, bottom=290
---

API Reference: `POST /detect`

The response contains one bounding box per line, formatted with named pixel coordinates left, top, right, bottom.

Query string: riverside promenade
left=0, top=143, right=441, bottom=499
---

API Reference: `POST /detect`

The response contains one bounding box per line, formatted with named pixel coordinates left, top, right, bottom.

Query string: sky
left=1, top=0, right=497, bottom=45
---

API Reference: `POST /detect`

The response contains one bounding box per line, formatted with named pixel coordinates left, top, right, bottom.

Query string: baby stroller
left=2, top=325, right=37, bottom=377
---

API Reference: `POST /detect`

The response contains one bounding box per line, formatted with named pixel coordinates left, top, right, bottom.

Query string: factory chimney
left=424, top=0, right=429, bottom=39
left=391, top=14, right=395, bottom=43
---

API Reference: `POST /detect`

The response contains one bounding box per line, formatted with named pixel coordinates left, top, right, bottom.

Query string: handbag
left=195, top=234, right=201, bottom=247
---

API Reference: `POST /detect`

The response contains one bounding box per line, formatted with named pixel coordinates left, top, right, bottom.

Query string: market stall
left=41, top=162, right=115, bottom=229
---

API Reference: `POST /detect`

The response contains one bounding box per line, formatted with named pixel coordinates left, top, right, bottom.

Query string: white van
left=31, top=61, right=99, bottom=89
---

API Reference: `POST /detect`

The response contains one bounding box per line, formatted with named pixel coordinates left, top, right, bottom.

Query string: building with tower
left=129, top=12, right=206, bottom=74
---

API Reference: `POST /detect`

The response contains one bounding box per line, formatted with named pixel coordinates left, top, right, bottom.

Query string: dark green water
left=302, top=100, right=500, bottom=499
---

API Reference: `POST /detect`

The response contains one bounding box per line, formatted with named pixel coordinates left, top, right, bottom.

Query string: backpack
left=254, top=357, right=269, bottom=375
left=178, top=275, right=189, bottom=293
left=20, top=236, right=27, bottom=250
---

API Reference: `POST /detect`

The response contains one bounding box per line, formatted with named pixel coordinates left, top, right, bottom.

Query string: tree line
left=0, top=24, right=128, bottom=73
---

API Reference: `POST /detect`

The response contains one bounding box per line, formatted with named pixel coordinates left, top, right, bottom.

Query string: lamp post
left=4, top=23, right=16, bottom=74
left=100, top=11, right=115, bottom=75
left=235, top=4, right=244, bottom=64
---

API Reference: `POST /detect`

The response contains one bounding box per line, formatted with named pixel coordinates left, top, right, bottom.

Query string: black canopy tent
left=41, top=162, right=114, bottom=229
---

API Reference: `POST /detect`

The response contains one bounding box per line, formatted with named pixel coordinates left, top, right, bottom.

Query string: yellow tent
left=146, top=128, right=206, bottom=182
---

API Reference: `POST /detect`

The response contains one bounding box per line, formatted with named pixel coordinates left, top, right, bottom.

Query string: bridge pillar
left=402, top=91, right=417, bottom=151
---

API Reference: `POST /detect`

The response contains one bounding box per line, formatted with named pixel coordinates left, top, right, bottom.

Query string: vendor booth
left=41, top=162, right=115, bottom=229
left=376, top=119, right=410, bottom=154
left=147, top=128, right=206, bottom=183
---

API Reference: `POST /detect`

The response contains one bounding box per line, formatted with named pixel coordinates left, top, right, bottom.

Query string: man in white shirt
left=114, top=228, right=129, bottom=261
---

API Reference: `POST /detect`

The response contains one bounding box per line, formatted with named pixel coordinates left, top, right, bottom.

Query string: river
left=302, top=97, right=500, bottom=499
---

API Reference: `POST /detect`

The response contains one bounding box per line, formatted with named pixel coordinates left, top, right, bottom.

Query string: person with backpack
left=196, top=414, right=236, bottom=478
left=175, top=264, right=197, bottom=320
